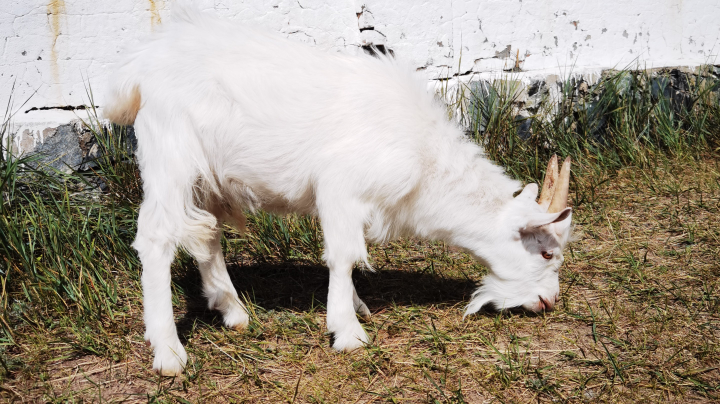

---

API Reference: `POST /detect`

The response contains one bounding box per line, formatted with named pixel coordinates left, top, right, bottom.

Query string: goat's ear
left=516, top=183, right=538, bottom=202
left=523, top=207, right=572, bottom=229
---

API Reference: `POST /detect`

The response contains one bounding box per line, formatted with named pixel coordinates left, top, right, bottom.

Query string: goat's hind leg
left=197, top=218, right=249, bottom=330
left=134, top=203, right=187, bottom=376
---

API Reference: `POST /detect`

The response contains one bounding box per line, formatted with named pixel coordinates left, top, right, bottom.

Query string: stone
left=11, top=119, right=137, bottom=174
left=578, top=81, right=589, bottom=95
left=33, top=124, right=84, bottom=173
left=515, top=112, right=533, bottom=139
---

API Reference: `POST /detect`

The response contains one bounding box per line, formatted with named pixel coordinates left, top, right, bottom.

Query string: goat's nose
left=538, top=295, right=556, bottom=312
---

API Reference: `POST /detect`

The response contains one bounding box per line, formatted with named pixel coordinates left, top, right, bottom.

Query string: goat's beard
left=464, top=275, right=531, bottom=316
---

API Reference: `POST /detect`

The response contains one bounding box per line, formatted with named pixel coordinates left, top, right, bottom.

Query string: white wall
left=3, top=0, right=719, bottom=145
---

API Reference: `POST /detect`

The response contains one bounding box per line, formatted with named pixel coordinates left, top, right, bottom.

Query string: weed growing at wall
left=0, top=118, right=143, bottom=374
left=461, top=67, right=720, bottom=181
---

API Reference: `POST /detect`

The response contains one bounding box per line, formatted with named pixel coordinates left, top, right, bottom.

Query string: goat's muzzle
left=537, top=294, right=559, bottom=312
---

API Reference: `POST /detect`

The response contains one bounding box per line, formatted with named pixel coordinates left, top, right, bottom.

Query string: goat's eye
left=541, top=251, right=553, bottom=260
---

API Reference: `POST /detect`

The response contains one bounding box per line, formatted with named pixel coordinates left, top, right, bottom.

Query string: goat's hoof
left=157, top=365, right=184, bottom=377
left=356, top=304, right=371, bottom=322
left=223, top=306, right=250, bottom=330
left=331, top=323, right=369, bottom=352
left=152, top=340, right=187, bottom=377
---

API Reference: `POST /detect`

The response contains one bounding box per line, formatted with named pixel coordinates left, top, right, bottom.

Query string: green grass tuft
left=463, top=67, right=720, bottom=181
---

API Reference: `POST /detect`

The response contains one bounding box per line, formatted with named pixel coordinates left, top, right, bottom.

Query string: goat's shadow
left=174, top=259, right=479, bottom=339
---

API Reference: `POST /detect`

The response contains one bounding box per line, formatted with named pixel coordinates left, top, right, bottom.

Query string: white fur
left=106, top=3, right=572, bottom=375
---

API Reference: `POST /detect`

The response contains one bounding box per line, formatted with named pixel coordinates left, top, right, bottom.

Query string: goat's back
left=106, top=4, right=478, bottom=224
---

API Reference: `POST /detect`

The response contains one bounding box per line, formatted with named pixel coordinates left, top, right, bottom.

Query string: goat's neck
left=410, top=144, right=520, bottom=253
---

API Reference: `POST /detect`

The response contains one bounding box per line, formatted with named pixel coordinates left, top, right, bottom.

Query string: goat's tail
left=105, top=1, right=212, bottom=126
left=104, top=83, right=141, bottom=126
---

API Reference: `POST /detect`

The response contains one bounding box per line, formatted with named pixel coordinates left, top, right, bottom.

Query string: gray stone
left=525, top=79, right=549, bottom=113
left=33, top=124, right=84, bottom=173
left=16, top=120, right=137, bottom=174
left=515, top=112, right=533, bottom=139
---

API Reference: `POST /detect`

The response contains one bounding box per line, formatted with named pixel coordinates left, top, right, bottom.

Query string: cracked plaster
left=3, top=0, right=719, bottom=152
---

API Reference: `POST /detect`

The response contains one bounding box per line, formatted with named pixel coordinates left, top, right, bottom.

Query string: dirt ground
left=2, top=159, right=719, bottom=403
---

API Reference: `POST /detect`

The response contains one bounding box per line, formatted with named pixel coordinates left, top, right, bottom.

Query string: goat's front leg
left=319, top=197, right=371, bottom=351
left=327, top=260, right=369, bottom=350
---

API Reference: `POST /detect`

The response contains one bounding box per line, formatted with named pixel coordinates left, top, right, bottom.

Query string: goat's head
left=466, top=155, right=573, bottom=316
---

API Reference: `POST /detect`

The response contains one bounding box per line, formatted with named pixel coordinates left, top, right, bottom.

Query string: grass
left=0, top=66, right=719, bottom=402
left=454, top=66, right=720, bottom=181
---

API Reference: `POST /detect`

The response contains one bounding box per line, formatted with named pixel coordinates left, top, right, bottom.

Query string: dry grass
left=2, top=155, right=718, bottom=403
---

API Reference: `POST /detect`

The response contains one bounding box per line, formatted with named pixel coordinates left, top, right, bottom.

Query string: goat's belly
left=216, top=176, right=317, bottom=217
left=259, top=196, right=316, bottom=216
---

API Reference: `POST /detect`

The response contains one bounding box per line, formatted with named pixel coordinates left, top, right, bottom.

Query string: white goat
left=105, top=4, right=573, bottom=376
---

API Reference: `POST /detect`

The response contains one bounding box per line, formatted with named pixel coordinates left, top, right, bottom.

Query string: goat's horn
left=538, top=155, right=559, bottom=210
left=548, top=156, right=571, bottom=213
